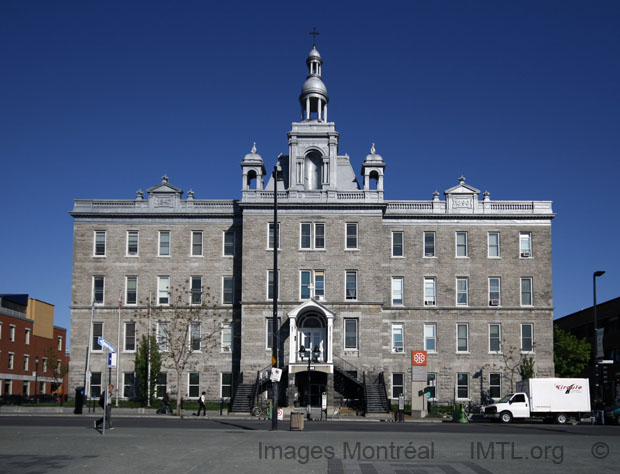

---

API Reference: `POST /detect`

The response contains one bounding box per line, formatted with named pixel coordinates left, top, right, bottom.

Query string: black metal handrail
left=378, top=372, right=390, bottom=413
left=362, top=372, right=368, bottom=414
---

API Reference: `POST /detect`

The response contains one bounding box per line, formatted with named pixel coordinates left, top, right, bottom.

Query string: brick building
left=0, top=295, right=69, bottom=399
left=69, top=46, right=555, bottom=412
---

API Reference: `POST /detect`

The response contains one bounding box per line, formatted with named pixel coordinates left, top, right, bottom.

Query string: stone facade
left=69, top=46, right=555, bottom=408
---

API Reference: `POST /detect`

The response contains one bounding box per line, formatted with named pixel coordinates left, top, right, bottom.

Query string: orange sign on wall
left=411, top=350, right=427, bottom=366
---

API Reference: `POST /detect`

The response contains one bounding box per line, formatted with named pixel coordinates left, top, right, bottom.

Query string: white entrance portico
left=287, top=299, right=334, bottom=374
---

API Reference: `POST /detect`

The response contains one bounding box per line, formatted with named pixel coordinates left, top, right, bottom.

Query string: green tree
left=519, top=356, right=535, bottom=380
left=134, top=334, right=162, bottom=405
left=553, top=324, right=591, bottom=377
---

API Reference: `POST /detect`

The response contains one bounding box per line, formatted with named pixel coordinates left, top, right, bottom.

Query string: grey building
left=69, top=46, right=555, bottom=413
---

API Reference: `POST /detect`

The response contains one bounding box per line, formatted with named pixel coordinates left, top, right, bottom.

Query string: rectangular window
left=392, top=277, right=403, bottom=305
left=191, top=276, right=202, bottom=305
left=314, top=271, right=325, bottom=298
left=221, top=372, right=233, bottom=398
left=127, top=231, right=139, bottom=256
left=345, top=271, right=357, bottom=300
left=346, top=223, right=358, bottom=249
left=427, top=373, right=437, bottom=399
left=392, top=232, right=403, bottom=257
left=457, top=373, right=469, bottom=399
left=391, top=373, right=404, bottom=399
left=424, top=278, right=436, bottom=306
left=123, top=372, right=135, bottom=399
left=424, top=323, right=436, bottom=352
left=23, top=381, right=30, bottom=397
left=190, top=322, right=201, bottom=351
left=24, top=354, right=29, bottom=371
left=90, top=372, right=102, bottom=398
left=300, top=270, right=325, bottom=299
left=457, top=323, right=469, bottom=352
left=520, top=232, right=532, bottom=257
left=56, top=359, right=62, bottom=374
left=300, top=271, right=311, bottom=299
left=126, top=276, right=137, bottom=305
left=488, top=232, right=500, bottom=258
left=93, top=276, right=104, bottom=305
left=489, top=277, right=501, bottom=306
left=344, top=319, right=358, bottom=350
left=157, top=373, right=168, bottom=398
left=223, top=230, right=235, bottom=256
left=392, top=323, right=404, bottom=353
left=25, top=328, right=31, bottom=345
left=188, top=372, right=200, bottom=398
left=268, top=223, right=280, bottom=249
left=157, top=322, right=169, bottom=352
left=521, top=324, right=533, bottom=352
left=191, top=231, right=203, bottom=256
left=92, top=322, right=103, bottom=351
left=9, top=325, right=15, bottom=342
left=301, top=223, right=312, bottom=249
left=456, top=232, right=468, bottom=257
left=267, top=270, right=279, bottom=300
left=94, top=231, right=106, bottom=256
left=315, top=223, right=325, bottom=249
left=124, top=322, right=136, bottom=352
left=57, top=336, right=63, bottom=351
left=158, top=276, right=170, bottom=305
left=489, top=373, right=501, bottom=400
left=489, top=324, right=501, bottom=353
left=521, top=278, right=533, bottom=306
left=222, top=276, right=234, bottom=304
left=456, top=277, right=468, bottom=306
left=159, top=231, right=170, bottom=256
left=8, top=352, right=14, bottom=370
left=221, top=323, right=232, bottom=352
left=424, top=232, right=435, bottom=257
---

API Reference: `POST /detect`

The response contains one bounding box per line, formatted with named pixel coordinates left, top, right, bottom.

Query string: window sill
left=190, top=255, right=204, bottom=258
left=157, top=255, right=171, bottom=258
left=487, top=257, right=501, bottom=260
left=391, top=256, right=405, bottom=259
left=488, top=352, right=503, bottom=355
left=391, top=351, right=406, bottom=355
left=92, top=255, right=106, bottom=258
left=344, top=248, right=359, bottom=252
left=125, top=254, right=139, bottom=258
left=456, top=352, right=470, bottom=355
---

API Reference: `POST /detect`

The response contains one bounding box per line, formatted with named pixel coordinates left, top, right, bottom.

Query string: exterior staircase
left=333, top=356, right=389, bottom=415
left=229, top=383, right=254, bottom=413
left=364, top=378, right=389, bottom=414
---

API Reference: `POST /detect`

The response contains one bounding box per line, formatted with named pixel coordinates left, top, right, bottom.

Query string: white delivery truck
left=485, top=378, right=590, bottom=424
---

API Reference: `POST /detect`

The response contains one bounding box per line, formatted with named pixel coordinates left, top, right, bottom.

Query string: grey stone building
left=69, top=46, right=555, bottom=412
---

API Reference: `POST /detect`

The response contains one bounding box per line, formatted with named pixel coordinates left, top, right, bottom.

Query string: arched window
left=246, top=170, right=257, bottom=190
left=369, top=171, right=379, bottom=190
left=304, top=152, right=322, bottom=190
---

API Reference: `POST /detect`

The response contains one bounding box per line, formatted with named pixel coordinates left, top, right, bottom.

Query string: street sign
left=599, top=360, right=614, bottom=364
left=98, top=337, right=115, bottom=353
left=270, top=367, right=282, bottom=382
left=108, top=352, right=117, bottom=368
left=411, top=350, right=427, bottom=366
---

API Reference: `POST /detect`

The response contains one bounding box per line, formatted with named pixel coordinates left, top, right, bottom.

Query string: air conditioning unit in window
left=424, top=300, right=436, bottom=306
left=317, top=295, right=324, bottom=301
left=521, top=252, right=531, bottom=258
left=489, top=299, right=500, bottom=306
left=394, top=347, right=404, bottom=353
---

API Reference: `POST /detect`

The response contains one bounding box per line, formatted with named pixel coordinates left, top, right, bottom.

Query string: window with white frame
left=488, top=232, right=500, bottom=258
left=222, top=276, right=234, bottom=304
left=265, top=318, right=281, bottom=350
left=424, top=231, right=435, bottom=257
left=489, top=277, right=501, bottom=306
left=457, top=373, right=469, bottom=399
left=520, top=232, right=532, bottom=258
left=188, top=372, right=200, bottom=398
left=25, top=328, right=30, bottom=345
left=424, top=278, right=436, bottom=306
left=94, top=231, right=106, bottom=256
left=300, top=223, right=325, bottom=250
left=427, top=373, right=437, bottom=399
left=221, top=323, right=232, bottom=352
left=392, top=323, right=404, bottom=353
left=391, top=373, right=404, bottom=399
left=124, top=322, right=136, bottom=352
left=127, top=230, right=139, bottom=256
left=9, top=324, right=15, bottom=342
left=268, top=223, right=280, bottom=250
left=392, top=231, right=403, bottom=257
left=315, top=223, right=325, bottom=249
left=300, top=270, right=325, bottom=299
left=345, top=271, right=357, bottom=300
left=457, top=323, right=469, bottom=352
left=521, top=324, right=533, bottom=352
left=191, top=231, right=203, bottom=256
left=92, top=322, right=103, bottom=351
left=159, top=231, right=170, bottom=256
left=57, top=336, right=63, bottom=351
left=90, top=372, right=102, bottom=398
left=456, top=277, right=468, bottom=306
left=392, top=277, right=403, bottom=305
left=56, top=359, right=62, bottom=375
left=23, top=381, right=30, bottom=396
left=158, top=276, right=170, bottom=305
left=190, top=276, right=202, bottom=305
left=424, top=323, right=436, bottom=352
left=344, top=318, right=358, bottom=350
left=157, top=322, right=169, bottom=352
left=126, top=276, right=137, bottom=305
left=489, top=324, right=501, bottom=353
left=123, top=372, right=135, bottom=399
left=267, top=270, right=279, bottom=300
left=300, top=223, right=311, bottom=249
left=157, top=373, right=168, bottom=397
left=456, top=232, right=468, bottom=257
left=93, top=276, right=104, bottom=305
left=489, top=373, right=501, bottom=400
left=223, top=230, right=235, bottom=256
left=345, top=223, right=358, bottom=249
left=521, top=278, right=533, bottom=306
left=221, top=372, right=233, bottom=398
left=190, top=322, right=201, bottom=351
left=24, top=354, right=29, bottom=371
left=8, top=352, right=14, bottom=370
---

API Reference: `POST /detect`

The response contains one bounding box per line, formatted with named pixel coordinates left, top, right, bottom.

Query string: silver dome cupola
left=299, top=46, right=329, bottom=122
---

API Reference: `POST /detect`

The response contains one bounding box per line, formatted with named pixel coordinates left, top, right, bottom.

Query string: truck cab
left=485, top=393, right=529, bottom=423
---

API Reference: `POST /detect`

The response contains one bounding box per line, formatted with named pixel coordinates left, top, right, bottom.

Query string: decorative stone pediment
left=287, top=298, right=335, bottom=319
left=146, top=175, right=184, bottom=209
left=147, top=175, right=183, bottom=196
left=444, top=176, right=480, bottom=196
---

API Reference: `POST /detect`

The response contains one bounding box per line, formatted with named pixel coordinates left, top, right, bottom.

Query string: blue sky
left=1, top=1, right=618, bottom=342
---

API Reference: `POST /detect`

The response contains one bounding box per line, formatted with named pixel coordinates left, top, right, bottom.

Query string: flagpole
left=116, top=290, right=121, bottom=407
left=147, top=293, right=152, bottom=408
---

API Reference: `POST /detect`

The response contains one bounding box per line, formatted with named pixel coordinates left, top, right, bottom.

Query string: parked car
left=0, top=394, right=34, bottom=405
left=604, top=404, right=620, bottom=425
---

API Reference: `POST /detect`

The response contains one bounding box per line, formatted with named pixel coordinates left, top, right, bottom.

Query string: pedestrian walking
left=196, top=391, right=207, bottom=417
left=94, top=384, right=114, bottom=430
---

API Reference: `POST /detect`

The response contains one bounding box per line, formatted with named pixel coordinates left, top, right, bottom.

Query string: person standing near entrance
left=196, top=391, right=207, bottom=416
left=94, top=384, right=114, bottom=430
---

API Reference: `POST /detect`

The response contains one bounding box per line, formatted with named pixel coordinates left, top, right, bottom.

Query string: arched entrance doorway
left=298, top=313, right=326, bottom=362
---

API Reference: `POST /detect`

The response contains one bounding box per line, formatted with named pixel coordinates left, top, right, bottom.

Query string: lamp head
left=594, top=270, right=605, bottom=278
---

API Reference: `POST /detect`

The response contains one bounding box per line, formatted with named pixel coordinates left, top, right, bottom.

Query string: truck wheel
left=500, top=411, right=513, bottom=424
left=555, top=413, right=568, bottom=424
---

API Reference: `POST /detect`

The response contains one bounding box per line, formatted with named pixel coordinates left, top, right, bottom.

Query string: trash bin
left=74, top=387, right=85, bottom=414
left=290, top=411, right=304, bottom=431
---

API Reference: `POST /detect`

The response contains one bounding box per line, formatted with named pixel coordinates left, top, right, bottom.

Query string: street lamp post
left=593, top=270, right=605, bottom=404
left=34, top=356, right=39, bottom=403
left=299, top=345, right=320, bottom=420
left=271, top=164, right=283, bottom=431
